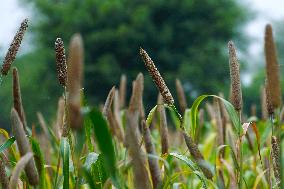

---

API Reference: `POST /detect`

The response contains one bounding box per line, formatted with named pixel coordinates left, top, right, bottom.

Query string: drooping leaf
left=190, top=95, right=241, bottom=139
left=146, top=105, right=157, bottom=127
left=89, top=108, right=120, bottom=188
left=165, top=104, right=182, bottom=129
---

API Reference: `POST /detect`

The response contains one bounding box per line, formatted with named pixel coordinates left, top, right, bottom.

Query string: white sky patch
left=0, top=0, right=28, bottom=52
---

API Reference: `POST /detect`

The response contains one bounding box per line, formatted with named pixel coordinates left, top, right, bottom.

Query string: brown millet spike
left=129, top=73, right=144, bottom=113
left=139, top=48, right=174, bottom=105
left=265, top=80, right=274, bottom=115
left=142, top=120, right=162, bottom=188
left=125, top=110, right=152, bottom=189
left=265, top=24, right=282, bottom=109
left=260, top=85, right=268, bottom=120
left=67, top=33, right=84, bottom=130
left=228, top=41, right=242, bottom=111
left=271, top=136, right=280, bottom=185
left=158, top=95, right=169, bottom=155
left=102, top=86, right=115, bottom=117
left=1, top=19, right=28, bottom=76
left=13, top=67, right=27, bottom=131
left=11, top=109, right=39, bottom=185
left=55, top=38, right=67, bottom=86
left=175, top=79, right=188, bottom=114
left=119, top=74, right=127, bottom=109
left=182, top=131, right=213, bottom=179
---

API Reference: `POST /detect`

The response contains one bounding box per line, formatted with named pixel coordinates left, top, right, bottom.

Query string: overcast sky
left=0, top=0, right=284, bottom=83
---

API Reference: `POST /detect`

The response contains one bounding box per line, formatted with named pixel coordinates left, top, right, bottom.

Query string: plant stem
left=238, top=111, right=243, bottom=189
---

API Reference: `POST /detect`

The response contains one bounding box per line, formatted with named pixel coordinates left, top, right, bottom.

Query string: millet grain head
left=228, top=41, right=242, bottom=111
left=264, top=24, right=282, bottom=109
left=1, top=18, right=28, bottom=76
left=139, top=48, right=174, bottom=105
left=55, top=38, right=67, bottom=86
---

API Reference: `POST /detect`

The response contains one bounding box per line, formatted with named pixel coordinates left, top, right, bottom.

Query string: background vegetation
left=0, top=0, right=250, bottom=128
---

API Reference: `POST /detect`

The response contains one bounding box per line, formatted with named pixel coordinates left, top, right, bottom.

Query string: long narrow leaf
left=89, top=108, right=120, bottom=188
left=60, top=137, right=70, bottom=189
left=30, top=137, right=46, bottom=189
left=190, top=95, right=241, bottom=139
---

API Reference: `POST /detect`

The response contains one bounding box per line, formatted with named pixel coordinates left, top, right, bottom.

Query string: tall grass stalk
left=228, top=41, right=243, bottom=188
left=140, top=48, right=213, bottom=179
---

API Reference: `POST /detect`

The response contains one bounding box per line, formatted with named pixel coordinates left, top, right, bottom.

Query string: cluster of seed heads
left=1, top=19, right=28, bottom=76
left=55, top=38, right=67, bottom=86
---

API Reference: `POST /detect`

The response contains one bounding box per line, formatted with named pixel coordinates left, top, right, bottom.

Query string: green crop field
left=0, top=18, right=283, bottom=189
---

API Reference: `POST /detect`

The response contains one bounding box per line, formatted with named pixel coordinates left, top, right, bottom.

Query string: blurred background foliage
left=0, top=0, right=257, bottom=128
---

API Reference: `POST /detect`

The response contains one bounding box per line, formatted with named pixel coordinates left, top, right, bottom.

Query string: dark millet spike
left=139, top=48, right=174, bottom=105
left=55, top=38, right=67, bottom=86
left=1, top=19, right=28, bottom=75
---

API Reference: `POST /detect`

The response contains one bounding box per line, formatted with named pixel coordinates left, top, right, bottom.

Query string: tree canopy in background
left=0, top=0, right=250, bottom=127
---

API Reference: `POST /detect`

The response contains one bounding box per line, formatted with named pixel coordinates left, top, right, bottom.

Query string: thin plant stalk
left=238, top=111, right=243, bottom=189
left=140, top=48, right=213, bottom=179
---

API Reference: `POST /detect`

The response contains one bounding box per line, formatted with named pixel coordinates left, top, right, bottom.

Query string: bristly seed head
left=228, top=41, right=242, bottom=111
left=1, top=18, right=28, bottom=76
left=139, top=48, right=174, bottom=105
left=271, top=136, right=280, bottom=184
left=55, top=38, right=67, bottom=86
left=264, top=24, right=282, bottom=109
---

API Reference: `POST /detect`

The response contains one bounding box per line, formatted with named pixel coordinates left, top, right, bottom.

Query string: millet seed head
left=1, top=18, right=28, bottom=76
left=228, top=41, right=242, bottom=111
left=55, top=38, right=67, bottom=86
left=139, top=48, right=174, bottom=105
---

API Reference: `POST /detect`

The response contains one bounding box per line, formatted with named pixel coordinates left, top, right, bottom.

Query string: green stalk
left=238, top=111, right=243, bottom=189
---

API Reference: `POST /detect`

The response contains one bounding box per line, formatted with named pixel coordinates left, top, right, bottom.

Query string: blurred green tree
left=0, top=0, right=250, bottom=127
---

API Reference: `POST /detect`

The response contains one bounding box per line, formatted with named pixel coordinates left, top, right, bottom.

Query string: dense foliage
left=0, top=0, right=249, bottom=127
